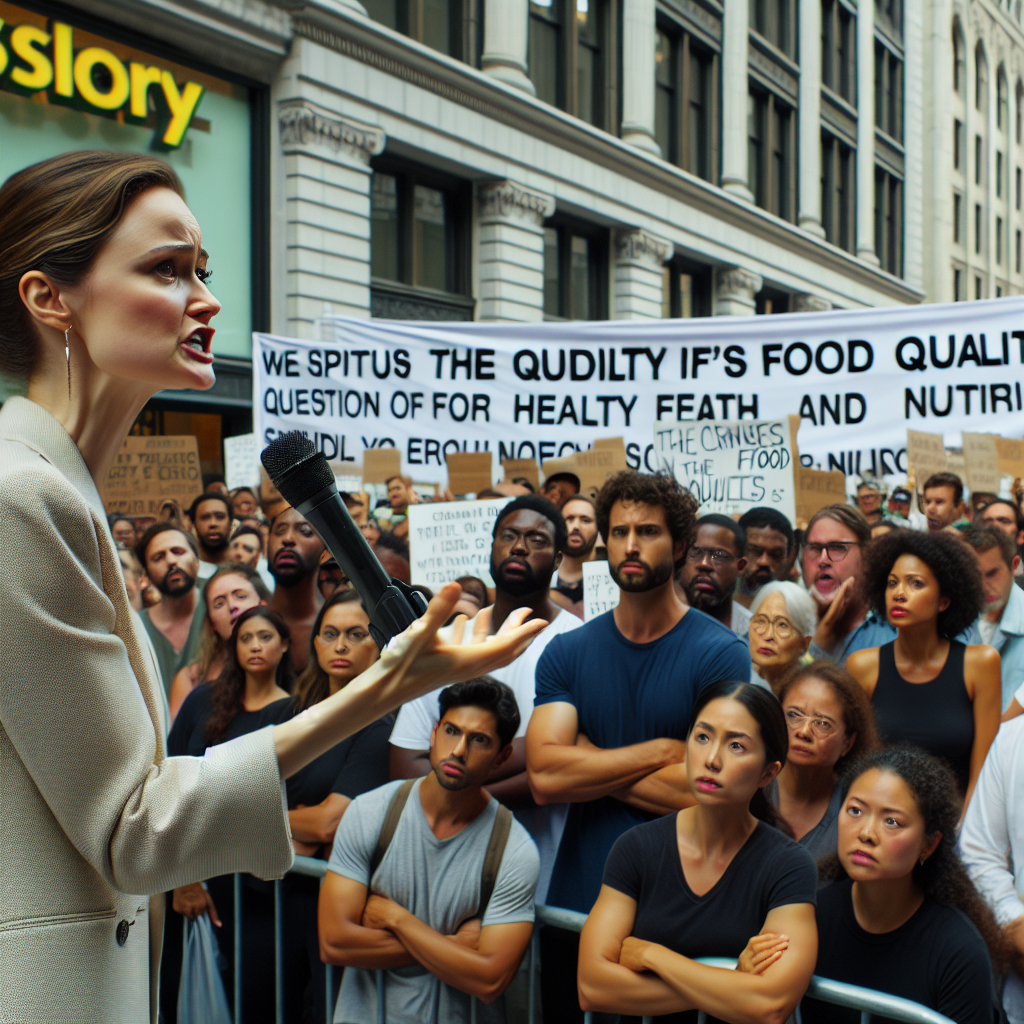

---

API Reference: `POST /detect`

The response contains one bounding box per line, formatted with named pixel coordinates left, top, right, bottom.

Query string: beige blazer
left=0, top=397, right=293, bottom=1024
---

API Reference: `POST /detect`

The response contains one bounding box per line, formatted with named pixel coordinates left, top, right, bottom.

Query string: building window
left=874, top=166, right=903, bottom=275
left=1017, top=80, right=1023, bottom=143
left=954, top=267, right=962, bottom=299
left=822, top=0, right=856, bottom=103
left=756, top=286, right=790, bottom=315
left=997, top=217, right=1003, bottom=263
left=543, top=221, right=608, bottom=319
left=976, top=44, right=988, bottom=113
left=975, top=202, right=983, bottom=254
left=655, top=21, right=719, bottom=181
left=529, top=0, right=617, bottom=129
left=976, top=275, right=983, bottom=299
left=1017, top=229, right=1021, bottom=272
left=953, top=192, right=962, bottom=244
left=1017, top=167, right=1022, bottom=210
left=874, top=40, right=903, bottom=141
left=362, top=0, right=481, bottom=62
left=998, top=72, right=1009, bottom=131
left=997, top=152, right=1004, bottom=197
left=953, top=23, right=965, bottom=95
left=976, top=134, right=983, bottom=185
left=662, top=258, right=713, bottom=317
left=751, top=0, right=797, bottom=58
left=749, top=87, right=796, bottom=221
left=822, top=132, right=856, bottom=251
left=875, top=0, right=902, bottom=36
left=370, top=165, right=470, bottom=297
left=953, top=119, right=963, bottom=170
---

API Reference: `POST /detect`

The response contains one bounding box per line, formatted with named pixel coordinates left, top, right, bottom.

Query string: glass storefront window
left=371, top=173, right=401, bottom=281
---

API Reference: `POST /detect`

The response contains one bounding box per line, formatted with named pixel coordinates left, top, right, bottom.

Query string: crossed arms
left=318, top=872, right=533, bottom=1003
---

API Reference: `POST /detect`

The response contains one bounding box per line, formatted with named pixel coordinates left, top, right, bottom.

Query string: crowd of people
left=106, top=463, right=1024, bottom=1024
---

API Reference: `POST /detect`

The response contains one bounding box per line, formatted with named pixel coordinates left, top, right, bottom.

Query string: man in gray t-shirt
left=320, top=679, right=540, bottom=1024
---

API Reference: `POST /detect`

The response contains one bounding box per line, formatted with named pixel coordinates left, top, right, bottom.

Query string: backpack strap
left=476, top=804, right=514, bottom=919
left=369, top=779, right=416, bottom=880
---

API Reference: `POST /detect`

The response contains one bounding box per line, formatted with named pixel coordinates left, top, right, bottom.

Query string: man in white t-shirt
left=390, top=496, right=580, bottom=901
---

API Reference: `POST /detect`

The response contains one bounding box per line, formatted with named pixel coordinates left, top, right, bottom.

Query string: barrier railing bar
left=274, top=879, right=284, bottom=1024
left=527, top=930, right=538, bottom=1024
left=325, top=964, right=334, bottom=1024
left=233, top=873, right=242, bottom=1024
left=376, top=968, right=385, bottom=1024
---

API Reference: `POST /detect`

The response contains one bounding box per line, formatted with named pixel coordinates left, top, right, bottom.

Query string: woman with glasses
left=748, top=581, right=817, bottom=694
left=774, top=662, right=880, bottom=862
left=284, top=589, right=390, bottom=1023
left=846, top=530, right=1001, bottom=808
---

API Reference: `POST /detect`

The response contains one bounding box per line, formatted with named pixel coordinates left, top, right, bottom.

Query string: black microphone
left=260, top=432, right=427, bottom=649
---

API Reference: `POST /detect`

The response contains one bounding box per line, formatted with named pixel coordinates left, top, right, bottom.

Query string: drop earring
left=64, top=326, right=71, bottom=399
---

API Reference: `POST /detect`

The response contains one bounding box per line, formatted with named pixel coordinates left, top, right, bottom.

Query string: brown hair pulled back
left=0, top=151, right=183, bottom=379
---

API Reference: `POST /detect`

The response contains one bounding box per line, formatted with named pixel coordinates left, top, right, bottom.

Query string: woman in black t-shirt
left=743, top=747, right=1008, bottom=1024
left=577, top=680, right=818, bottom=1024
left=283, top=590, right=390, bottom=1023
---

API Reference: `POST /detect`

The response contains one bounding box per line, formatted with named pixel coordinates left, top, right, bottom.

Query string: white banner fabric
left=253, top=298, right=1024, bottom=486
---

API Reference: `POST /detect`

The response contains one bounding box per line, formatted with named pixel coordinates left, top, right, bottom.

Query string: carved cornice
left=792, top=292, right=833, bottom=312
left=278, top=102, right=385, bottom=164
left=613, top=228, right=674, bottom=267
left=715, top=266, right=763, bottom=300
left=478, top=180, right=556, bottom=225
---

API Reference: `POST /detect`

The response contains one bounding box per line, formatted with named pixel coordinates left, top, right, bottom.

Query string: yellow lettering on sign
left=160, top=70, right=204, bottom=148
left=129, top=62, right=162, bottom=119
left=52, top=21, right=73, bottom=97
left=73, top=47, right=130, bottom=110
left=10, top=24, right=53, bottom=90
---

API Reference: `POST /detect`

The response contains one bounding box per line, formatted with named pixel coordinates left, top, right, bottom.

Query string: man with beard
left=320, top=679, right=539, bottom=1024
left=734, top=506, right=796, bottom=608
left=267, top=506, right=325, bottom=671
left=389, top=495, right=580, bottom=903
left=679, top=513, right=750, bottom=634
left=188, top=491, right=234, bottom=580
left=135, top=522, right=205, bottom=697
left=525, top=471, right=749, bottom=1022
left=551, top=494, right=599, bottom=617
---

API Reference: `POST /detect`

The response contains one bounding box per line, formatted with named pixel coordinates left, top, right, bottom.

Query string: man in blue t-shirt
left=526, top=470, right=750, bottom=1022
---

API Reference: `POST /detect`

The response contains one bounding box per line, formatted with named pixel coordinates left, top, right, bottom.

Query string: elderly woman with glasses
left=748, top=581, right=818, bottom=695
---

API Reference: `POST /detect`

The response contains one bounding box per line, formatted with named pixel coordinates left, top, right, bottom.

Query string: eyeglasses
left=804, top=541, right=860, bottom=562
left=497, top=528, right=552, bottom=550
left=320, top=626, right=372, bottom=645
left=784, top=709, right=836, bottom=737
left=750, top=614, right=796, bottom=639
left=685, top=546, right=736, bottom=566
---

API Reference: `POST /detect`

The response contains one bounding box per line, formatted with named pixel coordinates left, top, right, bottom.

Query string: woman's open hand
left=736, top=932, right=788, bottom=975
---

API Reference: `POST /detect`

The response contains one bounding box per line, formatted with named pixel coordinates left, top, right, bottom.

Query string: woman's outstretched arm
left=274, top=583, right=545, bottom=779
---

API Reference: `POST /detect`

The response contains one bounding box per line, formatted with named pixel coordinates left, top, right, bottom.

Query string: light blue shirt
left=810, top=611, right=982, bottom=667
left=977, top=582, right=1024, bottom=711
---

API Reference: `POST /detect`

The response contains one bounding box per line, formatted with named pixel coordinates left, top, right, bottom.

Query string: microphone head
left=261, top=431, right=336, bottom=508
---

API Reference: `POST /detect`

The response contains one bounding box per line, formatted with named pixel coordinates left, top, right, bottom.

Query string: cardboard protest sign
left=501, top=458, right=540, bottom=489
left=995, top=437, right=1024, bottom=480
left=541, top=456, right=578, bottom=482
left=445, top=451, right=493, bottom=495
left=945, top=451, right=967, bottom=484
left=223, top=433, right=259, bottom=490
left=407, top=498, right=512, bottom=588
left=101, top=435, right=203, bottom=515
left=363, top=447, right=401, bottom=484
left=906, top=430, right=948, bottom=486
left=583, top=560, right=620, bottom=621
left=795, top=468, right=848, bottom=526
left=961, top=433, right=1002, bottom=496
left=653, top=418, right=797, bottom=523
left=573, top=444, right=628, bottom=495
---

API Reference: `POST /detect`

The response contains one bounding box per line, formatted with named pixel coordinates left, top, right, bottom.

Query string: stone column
left=856, top=1, right=879, bottom=263
left=477, top=180, right=555, bottom=321
left=901, top=0, right=924, bottom=289
left=798, top=0, right=825, bottom=236
left=721, top=0, right=753, bottom=200
left=612, top=228, right=673, bottom=319
left=792, top=292, right=833, bottom=312
left=481, top=0, right=535, bottom=95
left=278, top=100, right=385, bottom=337
left=714, top=266, right=763, bottom=315
left=620, top=0, right=661, bottom=155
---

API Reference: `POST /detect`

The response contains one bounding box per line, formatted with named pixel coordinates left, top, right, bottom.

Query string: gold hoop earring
left=64, top=327, right=71, bottom=399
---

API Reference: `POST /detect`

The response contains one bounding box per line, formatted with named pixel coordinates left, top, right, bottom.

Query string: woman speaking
left=0, top=151, right=544, bottom=1024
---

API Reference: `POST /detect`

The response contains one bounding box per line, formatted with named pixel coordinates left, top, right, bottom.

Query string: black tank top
left=871, top=641, right=974, bottom=794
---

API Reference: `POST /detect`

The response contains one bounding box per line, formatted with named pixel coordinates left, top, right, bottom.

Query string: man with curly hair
left=525, top=470, right=749, bottom=1023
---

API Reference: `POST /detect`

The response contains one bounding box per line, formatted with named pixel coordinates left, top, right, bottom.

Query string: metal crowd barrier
left=213, top=857, right=954, bottom=1024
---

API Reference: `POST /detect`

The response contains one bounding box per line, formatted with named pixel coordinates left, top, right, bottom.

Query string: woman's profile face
left=60, top=187, right=220, bottom=392
left=207, top=573, right=263, bottom=640
left=885, top=553, right=949, bottom=629
left=313, top=602, right=378, bottom=687
left=235, top=616, right=287, bottom=676
left=749, top=592, right=809, bottom=673
left=782, top=677, right=855, bottom=770
left=838, top=768, right=933, bottom=882
left=686, top=696, right=778, bottom=807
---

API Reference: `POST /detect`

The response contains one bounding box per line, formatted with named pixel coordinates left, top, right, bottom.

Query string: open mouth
left=181, top=328, right=214, bottom=363
left=694, top=776, right=721, bottom=792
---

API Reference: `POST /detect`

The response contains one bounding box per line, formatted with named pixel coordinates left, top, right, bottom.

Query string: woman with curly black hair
left=740, top=747, right=1008, bottom=1024
left=846, top=529, right=1000, bottom=805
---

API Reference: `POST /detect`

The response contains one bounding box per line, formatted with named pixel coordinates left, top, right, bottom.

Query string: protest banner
left=795, top=468, right=848, bottom=526
left=501, top=458, right=541, bottom=489
left=583, top=560, right=620, bottom=621
left=101, top=435, right=203, bottom=515
left=652, top=417, right=798, bottom=523
left=223, top=433, right=259, bottom=490
left=445, top=451, right=493, bottom=495
left=961, top=433, right=1002, bottom=496
left=363, top=446, right=401, bottom=484
left=253, top=298, right=1024, bottom=488
left=407, top=497, right=512, bottom=588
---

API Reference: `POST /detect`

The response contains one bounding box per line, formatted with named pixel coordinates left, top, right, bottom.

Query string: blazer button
left=116, top=920, right=130, bottom=947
